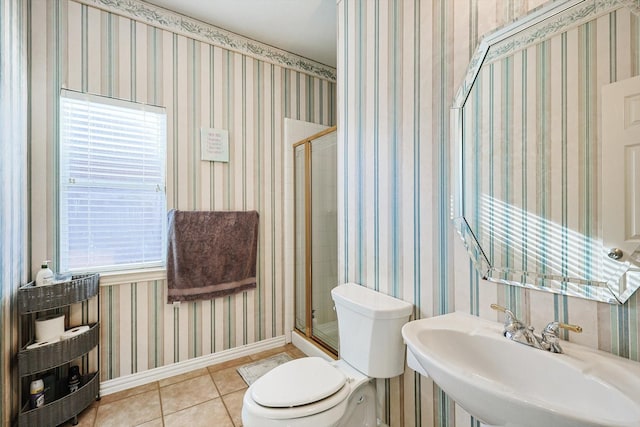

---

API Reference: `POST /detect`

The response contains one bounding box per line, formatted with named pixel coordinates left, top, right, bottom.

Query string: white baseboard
left=100, top=335, right=287, bottom=396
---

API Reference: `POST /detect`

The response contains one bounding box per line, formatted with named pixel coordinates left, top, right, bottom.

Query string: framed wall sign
left=201, top=127, right=229, bottom=162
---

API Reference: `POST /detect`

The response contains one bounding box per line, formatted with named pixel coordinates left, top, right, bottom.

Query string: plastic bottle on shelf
left=35, top=261, right=53, bottom=286
left=67, top=366, right=80, bottom=393
left=30, top=379, right=45, bottom=408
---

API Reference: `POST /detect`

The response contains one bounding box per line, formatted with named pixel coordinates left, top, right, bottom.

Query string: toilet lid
left=251, top=357, right=347, bottom=408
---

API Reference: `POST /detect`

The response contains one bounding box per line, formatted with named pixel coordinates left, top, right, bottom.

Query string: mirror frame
left=451, top=0, right=640, bottom=304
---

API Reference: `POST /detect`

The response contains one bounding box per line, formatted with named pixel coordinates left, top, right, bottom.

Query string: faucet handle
left=556, top=322, right=583, bottom=333
left=490, top=303, right=508, bottom=313
left=490, top=303, right=518, bottom=320
left=490, top=304, right=523, bottom=328
left=544, top=321, right=582, bottom=335
left=542, top=321, right=582, bottom=353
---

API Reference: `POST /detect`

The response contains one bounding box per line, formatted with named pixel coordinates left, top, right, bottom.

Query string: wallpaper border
left=73, top=0, right=337, bottom=82
left=486, top=0, right=628, bottom=63
left=456, top=0, right=628, bottom=105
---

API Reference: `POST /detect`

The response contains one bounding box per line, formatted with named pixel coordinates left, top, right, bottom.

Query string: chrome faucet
left=490, top=304, right=582, bottom=353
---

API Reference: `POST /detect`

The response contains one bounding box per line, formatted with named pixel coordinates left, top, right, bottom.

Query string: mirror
left=452, top=0, right=640, bottom=304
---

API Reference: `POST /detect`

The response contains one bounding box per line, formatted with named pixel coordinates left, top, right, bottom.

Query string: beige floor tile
left=286, top=346, right=307, bottom=359
left=207, top=355, right=253, bottom=373
left=158, top=367, right=209, bottom=388
left=60, top=400, right=98, bottom=426
left=82, top=345, right=312, bottom=427
left=164, top=398, right=234, bottom=427
left=211, top=365, right=250, bottom=395
left=160, top=374, right=219, bottom=414
left=99, top=381, right=158, bottom=405
left=135, top=417, right=163, bottom=427
left=94, top=389, right=162, bottom=427
left=222, top=388, right=247, bottom=427
left=283, top=343, right=299, bottom=353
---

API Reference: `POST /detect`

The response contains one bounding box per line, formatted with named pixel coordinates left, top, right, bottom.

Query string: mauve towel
left=166, top=209, right=259, bottom=302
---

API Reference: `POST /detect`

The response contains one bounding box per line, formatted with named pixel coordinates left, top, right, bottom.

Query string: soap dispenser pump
left=35, top=260, right=53, bottom=286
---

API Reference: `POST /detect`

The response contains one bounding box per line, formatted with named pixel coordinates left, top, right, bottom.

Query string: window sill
left=98, top=267, right=167, bottom=286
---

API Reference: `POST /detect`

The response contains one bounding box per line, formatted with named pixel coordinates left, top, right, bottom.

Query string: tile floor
left=64, top=344, right=306, bottom=427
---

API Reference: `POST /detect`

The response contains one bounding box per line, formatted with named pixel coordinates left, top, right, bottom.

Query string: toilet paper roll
left=60, top=325, right=90, bottom=340
left=27, top=338, right=60, bottom=350
left=35, top=314, right=65, bottom=342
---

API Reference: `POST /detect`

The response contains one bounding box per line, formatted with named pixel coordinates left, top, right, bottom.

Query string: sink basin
left=402, top=312, right=640, bottom=427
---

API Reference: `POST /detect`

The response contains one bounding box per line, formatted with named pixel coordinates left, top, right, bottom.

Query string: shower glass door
left=294, top=127, right=338, bottom=353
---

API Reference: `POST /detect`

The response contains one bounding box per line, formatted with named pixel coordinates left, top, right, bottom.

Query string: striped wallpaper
left=338, top=0, right=640, bottom=426
left=0, top=0, right=29, bottom=425
left=13, top=0, right=640, bottom=426
left=28, top=0, right=336, bottom=385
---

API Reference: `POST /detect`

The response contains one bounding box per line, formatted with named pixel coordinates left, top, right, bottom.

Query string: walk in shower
left=294, top=126, right=338, bottom=353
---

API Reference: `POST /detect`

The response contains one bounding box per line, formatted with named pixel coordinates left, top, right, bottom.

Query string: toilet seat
left=251, top=357, right=346, bottom=408
left=244, top=357, right=358, bottom=421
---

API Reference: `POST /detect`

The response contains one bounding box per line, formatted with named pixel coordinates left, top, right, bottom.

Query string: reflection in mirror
left=452, top=0, right=640, bottom=304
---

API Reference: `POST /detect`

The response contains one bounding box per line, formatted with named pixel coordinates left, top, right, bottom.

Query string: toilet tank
left=331, top=283, right=413, bottom=378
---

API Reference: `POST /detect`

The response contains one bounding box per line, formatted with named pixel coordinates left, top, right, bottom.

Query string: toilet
left=242, top=282, right=413, bottom=427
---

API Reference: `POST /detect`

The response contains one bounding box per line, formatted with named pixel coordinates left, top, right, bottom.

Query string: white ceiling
left=144, top=0, right=337, bottom=67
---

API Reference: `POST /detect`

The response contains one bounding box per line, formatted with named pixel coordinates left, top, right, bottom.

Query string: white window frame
left=59, top=89, right=167, bottom=273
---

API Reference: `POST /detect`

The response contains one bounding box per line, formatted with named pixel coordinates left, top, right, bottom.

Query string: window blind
left=59, top=90, right=167, bottom=272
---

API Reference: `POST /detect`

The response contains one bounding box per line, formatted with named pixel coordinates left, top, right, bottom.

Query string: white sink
left=402, top=312, right=640, bottom=427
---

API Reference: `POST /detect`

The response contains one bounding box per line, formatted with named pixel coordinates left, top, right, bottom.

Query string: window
left=59, top=90, right=167, bottom=272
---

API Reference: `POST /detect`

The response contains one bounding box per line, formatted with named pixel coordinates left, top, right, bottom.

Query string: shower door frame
left=293, top=125, right=338, bottom=356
